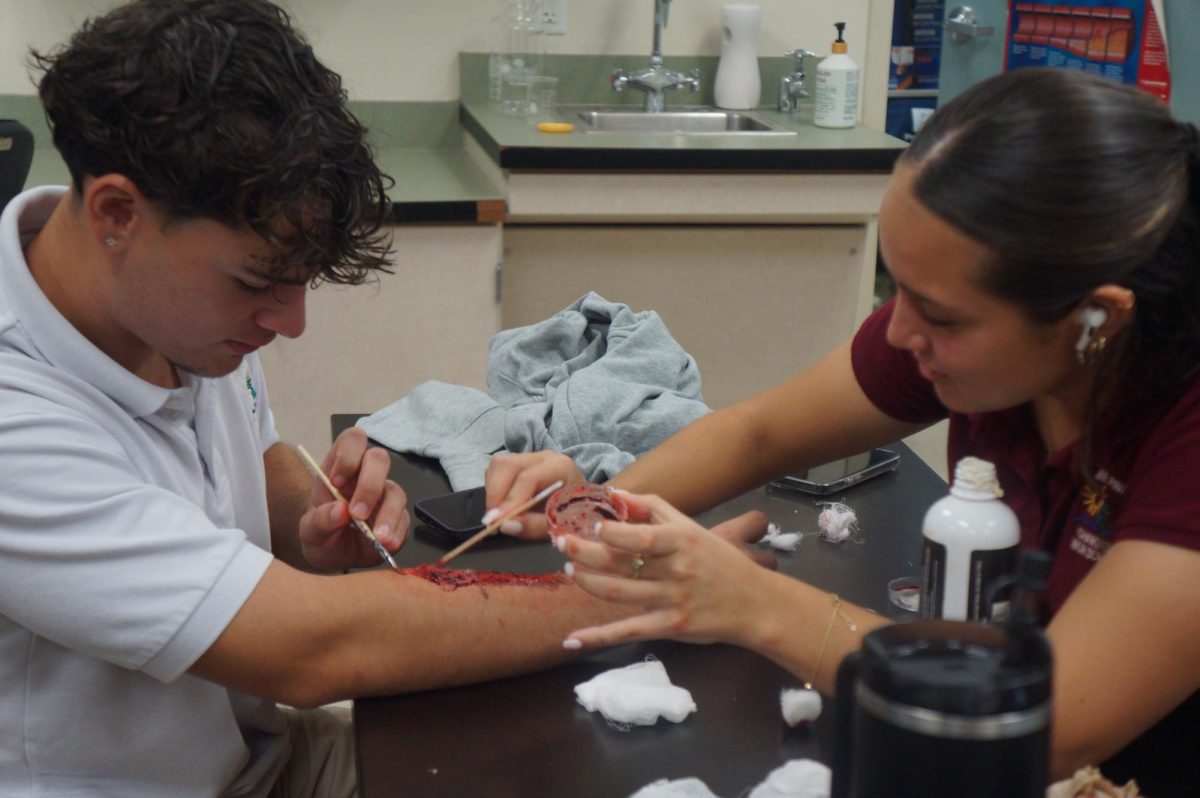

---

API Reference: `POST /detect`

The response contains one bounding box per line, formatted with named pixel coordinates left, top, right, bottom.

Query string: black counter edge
left=500, top=146, right=901, bottom=171
left=387, top=200, right=497, bottom=225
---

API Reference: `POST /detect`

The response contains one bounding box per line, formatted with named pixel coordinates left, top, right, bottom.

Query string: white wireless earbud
left=1078, top=306, right=1108, bottom=330
left=1074, top=306, right=1108, bottom=363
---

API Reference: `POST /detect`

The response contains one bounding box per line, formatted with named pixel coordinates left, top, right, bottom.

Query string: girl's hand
left=558, top=492, right=773, bottom=649
left=483, top=451, right=587, bottom=539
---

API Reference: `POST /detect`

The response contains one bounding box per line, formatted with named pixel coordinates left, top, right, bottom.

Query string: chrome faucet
left=779, top=49, right=818, bottom=112
left=610, top=0, right=701, bottom=112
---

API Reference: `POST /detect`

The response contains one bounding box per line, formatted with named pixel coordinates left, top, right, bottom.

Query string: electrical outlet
left=540, top=0, right=567, bottom=35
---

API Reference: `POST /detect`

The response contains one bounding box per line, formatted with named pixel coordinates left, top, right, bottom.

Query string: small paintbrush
left=437, top=480, right=564, bottom=566
left=295, top=444, right=401, bottom=573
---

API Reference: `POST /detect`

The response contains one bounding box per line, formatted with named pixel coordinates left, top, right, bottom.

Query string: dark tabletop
left=333, top=416, right=948, bottom=798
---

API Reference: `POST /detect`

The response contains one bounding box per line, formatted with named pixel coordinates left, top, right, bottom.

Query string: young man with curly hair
left=0, top=2, right=670, bottom=795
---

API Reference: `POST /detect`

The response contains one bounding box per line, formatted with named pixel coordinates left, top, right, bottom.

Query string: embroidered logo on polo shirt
left=1089, top=467, right=1128, bottom=538
left=1078, top=483, right=1115, bottom=539
left=1081, top=483, right=1108, bottom=523
left=1069, top=469, right=1125, bottom=562
left=1069, top=527, right=1107, bottom=562
left=244, top=373, right=259, bottom=415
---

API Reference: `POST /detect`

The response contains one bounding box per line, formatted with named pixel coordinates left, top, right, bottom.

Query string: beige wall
left=1, top=0, right=890, bottom=125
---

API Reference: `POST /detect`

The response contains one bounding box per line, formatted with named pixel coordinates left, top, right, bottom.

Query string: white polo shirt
left=0, top=187, right=284, bottom=797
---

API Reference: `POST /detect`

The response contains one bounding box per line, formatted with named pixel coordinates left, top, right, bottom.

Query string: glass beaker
left=526, top=75, right=558, bottom=119
left=497, top=0, right=543, bottom=115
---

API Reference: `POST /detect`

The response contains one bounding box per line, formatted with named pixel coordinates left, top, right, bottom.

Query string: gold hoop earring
left=1083, top=334, right=1108, bottom=366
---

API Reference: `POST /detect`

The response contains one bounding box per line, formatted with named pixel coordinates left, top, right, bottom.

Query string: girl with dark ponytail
left=903, top=70, right=1200, bottom=484
left=489, top=68, right=1200, bottom=795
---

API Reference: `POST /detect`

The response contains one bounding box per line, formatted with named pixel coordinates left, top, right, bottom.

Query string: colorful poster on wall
left=889, top=0, right=945, bottom=91
left=1005, top=1, right=1170, bottom=102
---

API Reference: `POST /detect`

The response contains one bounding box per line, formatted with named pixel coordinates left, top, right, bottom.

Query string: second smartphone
left=769, top=448, right=900, bottom=496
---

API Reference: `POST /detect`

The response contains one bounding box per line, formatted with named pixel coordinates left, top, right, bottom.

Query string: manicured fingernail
left=332, top=474, right=346, bottom=488
left=555, top=535, right=567, bottom=552
left=593, top=521, right=602, bottom=536
left=375, top=523, right=391, bottom=544
left=563, top=638, right=582, bottom=650
left=481, top=508, right=500, bottom=525
left=352, top=502, right=370, bottom=519
left=499, top=519, right=523, bottom=534
left=563, top=562, right=575, bottom=577
left=331, top=505, right=342, bottom=523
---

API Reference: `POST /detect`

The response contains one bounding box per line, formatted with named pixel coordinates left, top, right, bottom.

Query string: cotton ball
left=759, top=522, right=782, bottom=543
left=780, top=688, right=822, bottom=726
left=747, top=759, right=832, bottom=798
left=628, top=777, right=722, bottom=798
left=768, top=533, right=803, bottom=552
left=817, top=502, right=857, bottom=544
left=759, top=523, right=804, bottom=551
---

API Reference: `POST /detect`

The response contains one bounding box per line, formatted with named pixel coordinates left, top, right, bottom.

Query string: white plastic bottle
left=920, top=457, right=1020, bottom=621
left=714, top=3, right=762, bottom=110
left=814, top=22, right=860, bottom=129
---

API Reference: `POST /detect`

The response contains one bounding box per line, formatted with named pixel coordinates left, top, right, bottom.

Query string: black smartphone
left=768, top=448, right=900, bottom=496
left=413, top=486, right=488, bottom=546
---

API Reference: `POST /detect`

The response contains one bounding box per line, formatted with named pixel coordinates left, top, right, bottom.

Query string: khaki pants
left=270, top=705, right=358, bottom=798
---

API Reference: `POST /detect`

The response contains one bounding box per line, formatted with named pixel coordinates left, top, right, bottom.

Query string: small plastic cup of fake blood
left=887, top=576, right=922, bottom=613
left=544, top=484, right=629, bottom=540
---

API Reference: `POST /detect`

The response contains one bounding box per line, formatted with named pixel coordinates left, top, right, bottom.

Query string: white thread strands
left=816, top=501, right=858, bottom=544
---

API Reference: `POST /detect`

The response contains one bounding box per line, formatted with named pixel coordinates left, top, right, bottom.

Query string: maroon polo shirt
left=851, top=299, right=1200, bottom=616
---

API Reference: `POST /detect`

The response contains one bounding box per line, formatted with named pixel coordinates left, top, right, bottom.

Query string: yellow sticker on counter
left=536, top=122, right=574, bottom=134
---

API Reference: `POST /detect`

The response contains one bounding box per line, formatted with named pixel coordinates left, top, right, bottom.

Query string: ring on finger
left=631, top=553, right=646, bottom=578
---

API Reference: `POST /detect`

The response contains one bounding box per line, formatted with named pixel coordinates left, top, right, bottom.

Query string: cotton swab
left=437, top=480, right=564, bottom=566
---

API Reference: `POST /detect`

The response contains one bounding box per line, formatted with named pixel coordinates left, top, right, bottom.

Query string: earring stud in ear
left=1074, top=306, right=1109, bottom=364
left=1081, top=334, right=1108, bottom=366
left=104, top=236, right=118, bottom=248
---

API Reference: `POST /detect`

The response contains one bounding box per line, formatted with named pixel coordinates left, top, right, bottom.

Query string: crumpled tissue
left=817, top=502, right=858, bottom=543
left=628, top=777, right=722, bottom=798
left=747, top=759, right=832, bottom=798
left=574, top=659, right=697, bottom=726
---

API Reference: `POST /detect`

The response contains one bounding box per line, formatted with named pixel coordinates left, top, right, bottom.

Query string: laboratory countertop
left=14, top=96, right=905, bottom=224
left=23, top=145, right=507, bottom=226
left=460, top=100, right=906, bottom=172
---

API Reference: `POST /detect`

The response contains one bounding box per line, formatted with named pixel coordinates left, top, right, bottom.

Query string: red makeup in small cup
left=545, top=484, right=629, bottom=539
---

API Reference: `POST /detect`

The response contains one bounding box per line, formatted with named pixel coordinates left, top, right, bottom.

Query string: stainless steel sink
left=570, top=107, right=796, bottom=135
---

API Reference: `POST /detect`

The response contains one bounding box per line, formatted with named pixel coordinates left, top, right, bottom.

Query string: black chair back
left=0, top=120, right=35, bottom=214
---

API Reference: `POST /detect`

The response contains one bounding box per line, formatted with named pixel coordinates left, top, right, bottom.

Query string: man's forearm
left=192, top=562, right=625, bottom=706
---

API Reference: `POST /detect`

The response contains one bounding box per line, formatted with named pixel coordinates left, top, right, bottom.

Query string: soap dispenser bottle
left=814, top=22, right=860, bottom=128
left=714, top=3, right=762, bottom=110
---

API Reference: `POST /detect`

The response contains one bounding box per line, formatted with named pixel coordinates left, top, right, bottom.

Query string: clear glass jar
left=494, top=0, right=544, bottom=116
